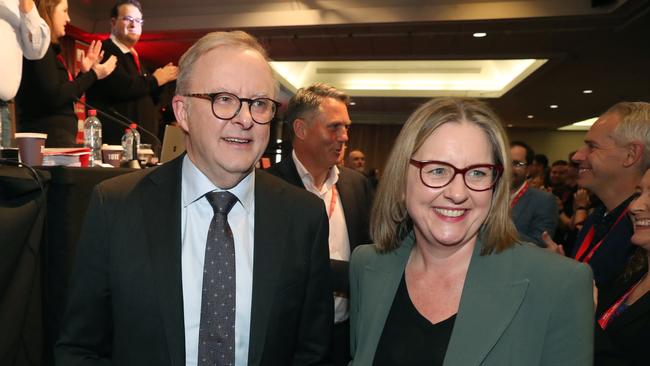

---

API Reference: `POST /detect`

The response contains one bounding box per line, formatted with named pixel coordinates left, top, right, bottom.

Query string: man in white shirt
left=0, top=0, right=49, bottom=146
left=56, top=31, right=333, bottom=366
left=267, top=83, right=373, bottom=365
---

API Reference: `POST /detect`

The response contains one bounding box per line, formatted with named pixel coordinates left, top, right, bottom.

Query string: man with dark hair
left=510, top=141, right=558, bottom=246
left=267, top=83, right=372, bottom=366
left=86, top=0, right=178, bottom=149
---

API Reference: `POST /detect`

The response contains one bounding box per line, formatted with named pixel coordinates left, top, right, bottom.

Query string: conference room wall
left=506, top=129, right=586, bottom=163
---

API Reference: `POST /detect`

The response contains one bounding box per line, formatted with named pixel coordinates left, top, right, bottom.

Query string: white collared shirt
left=109, top=34, right=132, bottom=54
left=0, top=1, right=50, bottom=100
left=292, top=150, right=350, bottom=323
left=181, top=155, right=254, bottom=366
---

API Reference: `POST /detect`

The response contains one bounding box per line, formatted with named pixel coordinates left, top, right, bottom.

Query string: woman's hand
left=80, top=40, right=103, bottom=73
left=573, top=188, right=590, bottom=210
left=92, top=55, right=117, bottom=80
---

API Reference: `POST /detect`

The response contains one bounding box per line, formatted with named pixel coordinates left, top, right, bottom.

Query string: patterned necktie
left=198, top=191, right=238, bottom=366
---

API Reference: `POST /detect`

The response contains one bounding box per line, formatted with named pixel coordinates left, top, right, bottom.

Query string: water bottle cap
left=88, top=110, right=97, bottom=116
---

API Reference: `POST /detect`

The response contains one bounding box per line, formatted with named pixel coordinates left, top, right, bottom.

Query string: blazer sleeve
left=293, top=205, right=334, bottom=365
left=526, top=192, right=559, bottom=247
left=29, top=49, right=97, bottom=109
left=348, top=247, right=363, bottom=359
left=95, top=46, right=159, bottom=102
left=54, top=186, right=113, bottom=365
left=539, top=263, right=594, bottom=366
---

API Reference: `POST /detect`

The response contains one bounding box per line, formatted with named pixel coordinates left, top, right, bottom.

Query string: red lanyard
left=573, top=208, right=628, bottom=263
left=327, top=185, right=338, bottom=219
left=510, top=180, right=529, bottom=209
left=56, top=54, right=73, bottom=81
left=598, top=279, right=642, bottom=329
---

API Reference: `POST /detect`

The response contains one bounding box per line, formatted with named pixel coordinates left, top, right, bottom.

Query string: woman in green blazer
left=349, top=98, right=594, bottom=366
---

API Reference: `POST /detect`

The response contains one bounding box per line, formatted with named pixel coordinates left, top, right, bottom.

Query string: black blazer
left=16, top=44, right=97, bottom=147
left=595, top=271, right=650, bottom=366
left=55, top=155, right=334, bottom=365
left=86, top=39, right=161, bottom=147
left=266, top=156, right=373, bottom=293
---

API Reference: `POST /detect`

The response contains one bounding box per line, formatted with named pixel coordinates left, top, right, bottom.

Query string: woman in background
left=349, top=97, right=594, bottom=365
left=16, top=0, right=116, bottom=147
left=595, top=168, right=650, bottom=366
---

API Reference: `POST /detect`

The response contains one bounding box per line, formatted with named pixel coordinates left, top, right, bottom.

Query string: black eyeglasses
left=512, top=160, right=528, bottom=168
left=410, top=159, right=503, bottom=192
left=118, top=16, right=144, bottom=25
left=184, top=92, right=280, bottom=125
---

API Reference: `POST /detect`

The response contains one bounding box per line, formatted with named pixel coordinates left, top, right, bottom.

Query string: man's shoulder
left=256, top=169, right=321, bottom=207
left=338, top=165, right=368, bottom=185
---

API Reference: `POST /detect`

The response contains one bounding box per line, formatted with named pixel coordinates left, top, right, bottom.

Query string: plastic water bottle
left=83, top=110, right=102, bottom=166
left=121, top=123, right=141, bottom=161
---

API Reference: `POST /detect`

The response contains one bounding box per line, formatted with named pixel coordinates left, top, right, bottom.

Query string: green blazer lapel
left=143, top=156, right=186, bottom=366
left=359, top=237, right=414, bottom=363
left=247, top=170, right=289, bottom=365
left=444, top=242, right=528, bottom=366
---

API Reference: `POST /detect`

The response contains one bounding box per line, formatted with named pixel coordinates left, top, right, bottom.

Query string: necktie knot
left=205, top=191, right=238, bottom=215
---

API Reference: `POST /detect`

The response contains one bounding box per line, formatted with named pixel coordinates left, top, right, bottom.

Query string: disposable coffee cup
left=101, top=145, right=124, bottom=167
left=15, top=132, right=47, bottom=166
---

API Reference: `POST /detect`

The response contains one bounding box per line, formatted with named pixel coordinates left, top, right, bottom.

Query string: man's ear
left=172, top=96, right=190, bottom=133
left=293, top=118, right=307, bottom=140
left=623, top=142, right=644, bottom=167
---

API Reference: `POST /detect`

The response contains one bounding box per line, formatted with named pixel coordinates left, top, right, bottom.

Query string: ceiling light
left=527, top=115, right=534, bottom=119
left=583, top=89, right=593, bottom=94
left=558, top=117, right=598, bottom=131
left=507, top=124, right=514, bottom=127
left=550, top=104, right=558, bottom=109
left=349, top=101, right=356, bottom=106
left=473, top=32, right=487, bottom=38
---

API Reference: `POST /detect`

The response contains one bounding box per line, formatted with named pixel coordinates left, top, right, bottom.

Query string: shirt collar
left=110, top=34, right=133, bottom=54
left=292, top=149, right=339, bottom=193
left=181, top=155, right=255, bottom=213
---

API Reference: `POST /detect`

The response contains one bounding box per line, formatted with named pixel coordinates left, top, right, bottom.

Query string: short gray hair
left=175, top=31, right=272, bottom=95
left=607, top=102, right=650, bottom=170
left=284, top=83, right=350, bottom=141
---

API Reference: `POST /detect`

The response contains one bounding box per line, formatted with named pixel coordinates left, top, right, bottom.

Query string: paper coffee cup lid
left=15, top=132, right=48, bottom=139
left=102, top=145, right=124, bottom=151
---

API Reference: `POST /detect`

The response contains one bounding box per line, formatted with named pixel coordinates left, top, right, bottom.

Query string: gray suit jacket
left=511, top=186, right=558, bottom=247
left=349, top=234, right=594, bottom=366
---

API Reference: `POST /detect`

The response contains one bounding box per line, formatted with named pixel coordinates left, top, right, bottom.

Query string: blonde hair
left=371, top=97, right=518, bottom=254
left=607, top=102, right=650, bottom=171
left=175, top=31, right=274, bottom=96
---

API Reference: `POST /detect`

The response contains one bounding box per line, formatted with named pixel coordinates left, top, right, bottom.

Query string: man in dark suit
left=266, top=83, right=372, bottom=365
left=510, top=141, right=558, bottom=246
left=545, top=102, right=649, bottom=287
left=56, top=31, right=333, bottom=366
left=86, top=0, right=178, bottom=147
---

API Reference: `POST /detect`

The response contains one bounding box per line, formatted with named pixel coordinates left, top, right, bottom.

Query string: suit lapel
left=444, top=242, right=528, bottom=366
left=143, top=156, right=186, bottom=366
left=247, top=171, right=288, bottom=365
left=336, top=168, right=358, bottom=245
left=359, top=238, right=413, bottom=363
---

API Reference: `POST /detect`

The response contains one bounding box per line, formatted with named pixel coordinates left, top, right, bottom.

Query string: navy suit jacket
left=511, top=186, right=558, bottom=247
left=571, top=209, right=635, bottom=287
left=266, top=156, right=373, bottom=294
left=55, top=155, right=334, bottom=365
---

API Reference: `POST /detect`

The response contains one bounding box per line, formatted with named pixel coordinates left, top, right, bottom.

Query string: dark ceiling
left=68, top=0, right=650, bottom=129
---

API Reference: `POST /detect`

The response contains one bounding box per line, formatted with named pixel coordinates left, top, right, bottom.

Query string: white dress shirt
left=181, top=155, right=255, bottom=366
left=292, top=150, right=350, bottom=323
left=0, top=0, right=50, bottom=100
